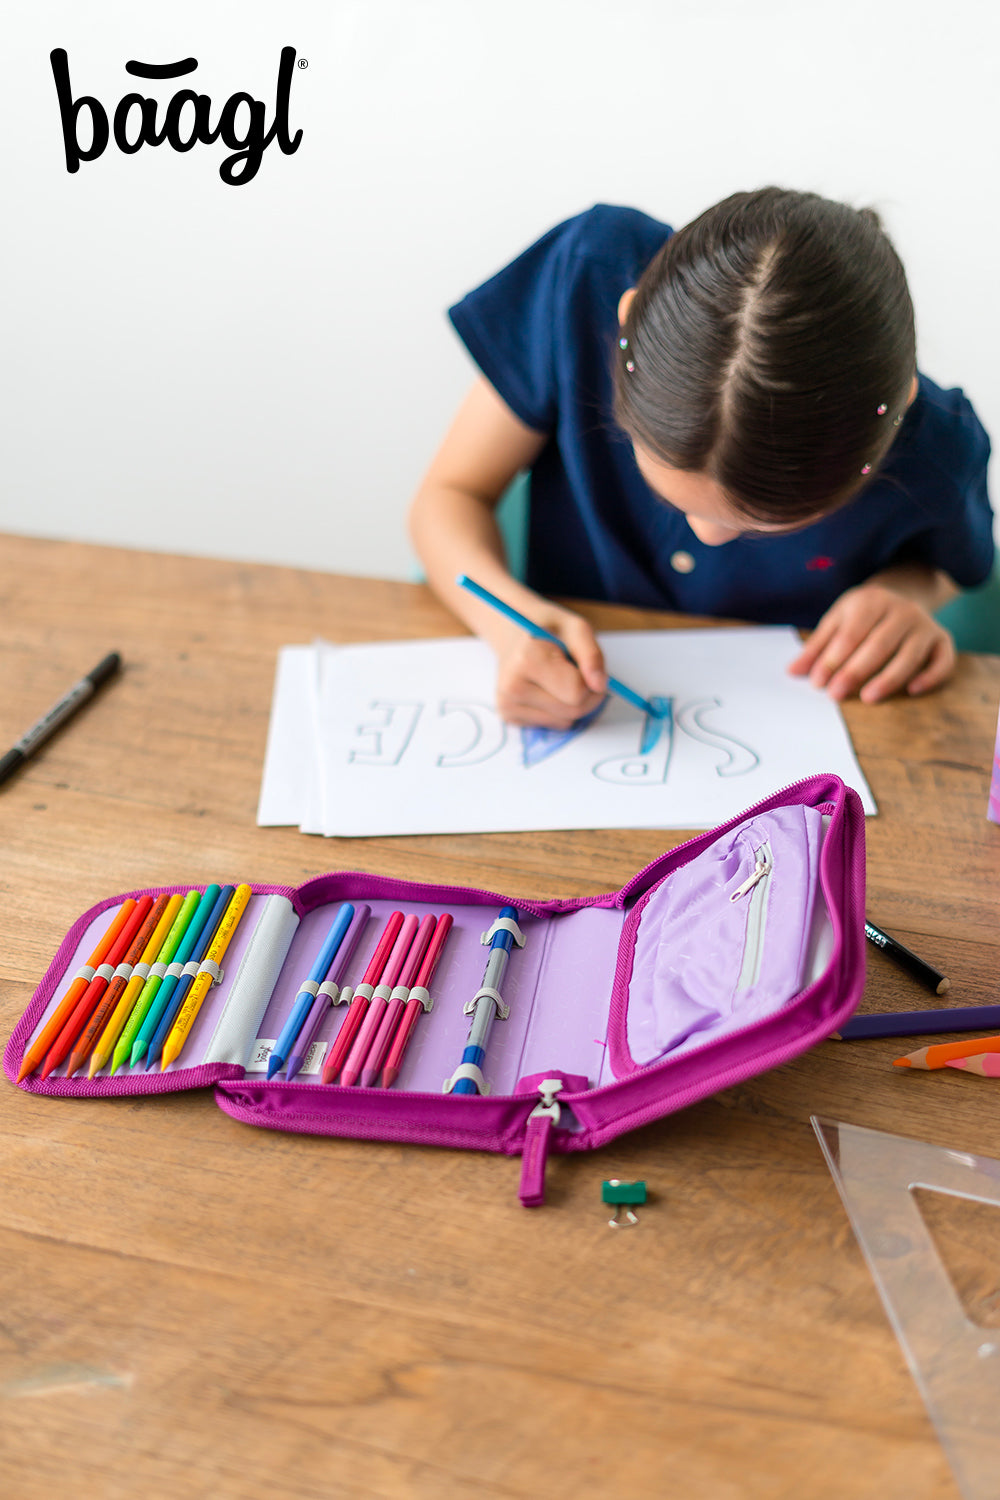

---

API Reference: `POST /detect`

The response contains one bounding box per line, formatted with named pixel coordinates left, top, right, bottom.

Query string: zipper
left=731, top=842, right=772, bottom=991
left=518, top=1078, right=567, bottom=1207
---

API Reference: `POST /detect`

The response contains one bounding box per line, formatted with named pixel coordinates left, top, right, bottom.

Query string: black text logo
left=50, top=48, right=304, bottom=185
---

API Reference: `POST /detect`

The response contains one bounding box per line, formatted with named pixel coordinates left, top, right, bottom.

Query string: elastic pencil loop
left=463, top=985, right=510, bottom=1021
left=95, top=963, right=116, bottom=981
left=197, top=959, right=224, bottom=985
left=318, top=980, right=344, bottom=1003
left=443, top=1062, right=490, bottom=1095
left=166, top=961, right=185, bottom=978
left=181, top=960, right=201, bottom=979
left=132, top=961, right=152, bottom=982
left=149, top=961, right=169, bottom=979
left=353, top=983, right=375, bottom=1002
left=112, top=961, right=135, bottom=981
left=298, top=980, right=320, bottom=997
left=373, top=983, right=392, bottom=1001
left=73, top=964, right=97, bottom=983
left=407, top=985, right=434, bottom=1013
left=481, top=917, right=525, bottom=946
left=389, top=984, right=409, bottom=1003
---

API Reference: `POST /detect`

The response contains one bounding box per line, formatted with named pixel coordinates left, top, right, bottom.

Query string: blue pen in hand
left=456, top=574, right=662, bottom=718
left=447, top=906, right=520, bottom=1096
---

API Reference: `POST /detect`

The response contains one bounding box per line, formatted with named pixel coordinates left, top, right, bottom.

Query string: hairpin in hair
left=876, top=403, right=888, bottom=416
left=619, top=336, right=629, bottom=350
left=893, top=413, right=904, bottom=426
left=861, top=463, right=872, bottom=475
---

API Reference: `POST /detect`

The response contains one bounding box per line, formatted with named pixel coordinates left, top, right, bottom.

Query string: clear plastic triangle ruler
left=813, top=1116, right=1000, bottom=1499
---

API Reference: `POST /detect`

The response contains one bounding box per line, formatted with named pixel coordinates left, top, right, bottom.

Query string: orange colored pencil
left=17, top=899, right=137, bottom=1080
left=894, top=1034, right=1000, bottom=1070
left=40, top=896, right=154, bottom=1080
left=66, top=894, right=172, bottom=1077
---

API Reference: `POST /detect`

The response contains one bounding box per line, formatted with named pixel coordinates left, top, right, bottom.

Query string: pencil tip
left=937, top=978, right=951, bottom=994
left=893, top=1058, right=912, bottom=1067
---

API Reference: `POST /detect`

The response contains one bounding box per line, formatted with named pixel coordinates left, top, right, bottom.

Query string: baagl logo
left=49, top=46, right=304, bottom=186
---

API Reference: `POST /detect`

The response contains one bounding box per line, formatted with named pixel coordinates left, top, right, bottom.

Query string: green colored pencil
left=110, top=890, right=201, bottom=1074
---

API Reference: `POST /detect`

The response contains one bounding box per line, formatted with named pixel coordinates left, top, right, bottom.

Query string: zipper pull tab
left=519, top=1079, right=564, bottom=1208
left=729, top=855, right=769, bottom=902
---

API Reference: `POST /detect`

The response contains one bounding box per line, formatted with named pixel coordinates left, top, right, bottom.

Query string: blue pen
left=267, top=902, right=355, bottom=1079
left=449, top=906, right=519, bottom=1096
left=129, top=883, right=222, bottom=1067
left=456, top=574, right=662, bottom=718
left=144, top=885, right=236, bottom=1069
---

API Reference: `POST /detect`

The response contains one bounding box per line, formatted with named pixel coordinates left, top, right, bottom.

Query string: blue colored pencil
left=144, top=885, right=235, bottom=1069
left=268, top=901, right=355, bottom=1079
left=456, top=575, right=661, bottom=718
left=833, top=1005, right=1000, bottom=1041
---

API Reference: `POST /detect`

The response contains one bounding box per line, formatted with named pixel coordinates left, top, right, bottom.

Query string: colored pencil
left=88, top=894, right=185, bottom=1076
left=129, top=885, right=222, bottom=1067
left=340, top=913, right=420, bottom=1087
left=381, top=912, right=454, bottom=1088
left=832, top=1004, right=1000, bottom=1041
left=160, top=884, right=253, bottom=1069
left=894, top=1035, right=1000, bottom=1070
left=360, top=913, right=437, bottom=1088
left=65, top=894, right=172, bottom=1077
left=267, top=901, right=355, bottom=1079
left=145, top=885, right=235, bottom=1069
left=456, top=575, right=661, bottom=718
left=946, top=1054, right=1000, bottom=1076
left=285, top=903, right=372, bottom=1081
left=18, top=899, right=137, bottom=1080
left=39, top=896, right=154, bottom=1079
left=111, top=889, right=201, bottom=1075
left=864, top=921, right=949, bottom=995
left=321, top=911, right=404, bottom=1084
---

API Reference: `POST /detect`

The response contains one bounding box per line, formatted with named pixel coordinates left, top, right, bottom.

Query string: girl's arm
left=788, top=563, right=960, bottom=702
left=408, top=377, right=609, bottom=726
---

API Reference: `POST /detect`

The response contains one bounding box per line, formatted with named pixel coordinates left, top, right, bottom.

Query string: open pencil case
left=5, top=773, right=866, bottom=1206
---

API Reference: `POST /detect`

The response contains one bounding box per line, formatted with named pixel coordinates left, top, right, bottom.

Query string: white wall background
left=2, top=0, right=998, bottom=580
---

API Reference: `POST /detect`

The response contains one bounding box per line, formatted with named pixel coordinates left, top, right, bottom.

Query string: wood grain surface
left=2, top=533, right=1000, bottom=1500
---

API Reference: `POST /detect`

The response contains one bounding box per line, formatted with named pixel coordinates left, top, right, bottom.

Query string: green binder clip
left=602, top=1178, right=646, bottom=1227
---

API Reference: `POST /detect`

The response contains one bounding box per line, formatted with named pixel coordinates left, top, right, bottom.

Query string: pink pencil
left=381, top=913, right=454, bottom=1088
left=321, top=911, right=404, bottom=1084
left=360, top=914, right=437, bottom=1088
left=946, top=1053, right=1000, bottom=1077
left=340, top=913, right=420, bottom=1087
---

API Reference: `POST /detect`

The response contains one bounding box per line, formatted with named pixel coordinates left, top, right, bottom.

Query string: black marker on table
left=864, top=920, right=950, bottom=996
left=0, top=652, right=122, bottom=785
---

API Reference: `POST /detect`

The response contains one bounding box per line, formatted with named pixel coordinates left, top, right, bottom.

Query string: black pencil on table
left=863, top=920, right=949, bottom=996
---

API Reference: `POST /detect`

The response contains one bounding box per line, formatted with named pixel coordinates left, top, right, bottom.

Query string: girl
left=408, top=189, right=993, bottom=728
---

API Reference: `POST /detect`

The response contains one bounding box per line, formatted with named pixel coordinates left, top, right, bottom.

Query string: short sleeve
left=448, top=216, right=585, bottom=433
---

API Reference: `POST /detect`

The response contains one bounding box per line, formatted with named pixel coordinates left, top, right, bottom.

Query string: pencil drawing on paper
left=346, top=693, right=761, bottom=783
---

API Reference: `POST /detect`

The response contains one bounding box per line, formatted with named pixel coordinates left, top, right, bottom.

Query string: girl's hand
left=788, top=583, right=956, bottom=702
left=493, top=607, right=608, bottom=727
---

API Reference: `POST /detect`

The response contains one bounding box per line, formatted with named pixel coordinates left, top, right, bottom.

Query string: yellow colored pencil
left=87, top=893, right=184, bottom=1077
left=160, top=884, right=253, bottom=1069
left=894, top=1034, right=1000, bottom=1070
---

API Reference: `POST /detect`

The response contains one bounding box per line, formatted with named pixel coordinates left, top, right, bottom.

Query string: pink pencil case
left=4, top=773, right=866, bottom=1205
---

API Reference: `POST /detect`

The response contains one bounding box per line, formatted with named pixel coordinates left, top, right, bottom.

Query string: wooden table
left=3, top=533, right=1000, bottom=1499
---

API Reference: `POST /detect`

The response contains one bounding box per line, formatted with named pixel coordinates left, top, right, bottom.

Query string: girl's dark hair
left=613, top=187, right=916, bottom=523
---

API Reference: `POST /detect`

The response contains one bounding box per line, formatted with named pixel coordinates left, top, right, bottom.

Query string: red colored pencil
left=40, top=896, right=154, bottom=1079
left=18, top=899, right=137, bottom=1081
left=321, top=911, right=404, bottom=1084
left=360, top=913, right=437, bottom=1088
left=381, top=912, right=453, bottom=1088
left=65, top=894, right=171, bottom=1077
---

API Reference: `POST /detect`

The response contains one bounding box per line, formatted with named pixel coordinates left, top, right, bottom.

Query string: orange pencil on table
left=946, top=1053, right=1000, bottom=1077
left=87, top=892, right=184, bottom=1077
left=65, top=895, right=170, bottom=1077
left=894, top=1034, right=1000, bottom=1070
left=17, top=898, right=138, bottom=1081
left=39, top=895, right=154, bottom=1080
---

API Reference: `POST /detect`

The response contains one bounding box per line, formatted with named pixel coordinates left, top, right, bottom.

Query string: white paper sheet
left=258, top=627, right=876, bottom=836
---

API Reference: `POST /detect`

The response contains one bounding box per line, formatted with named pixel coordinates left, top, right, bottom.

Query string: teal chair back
left=934, top=565, right=1000, bottom=654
